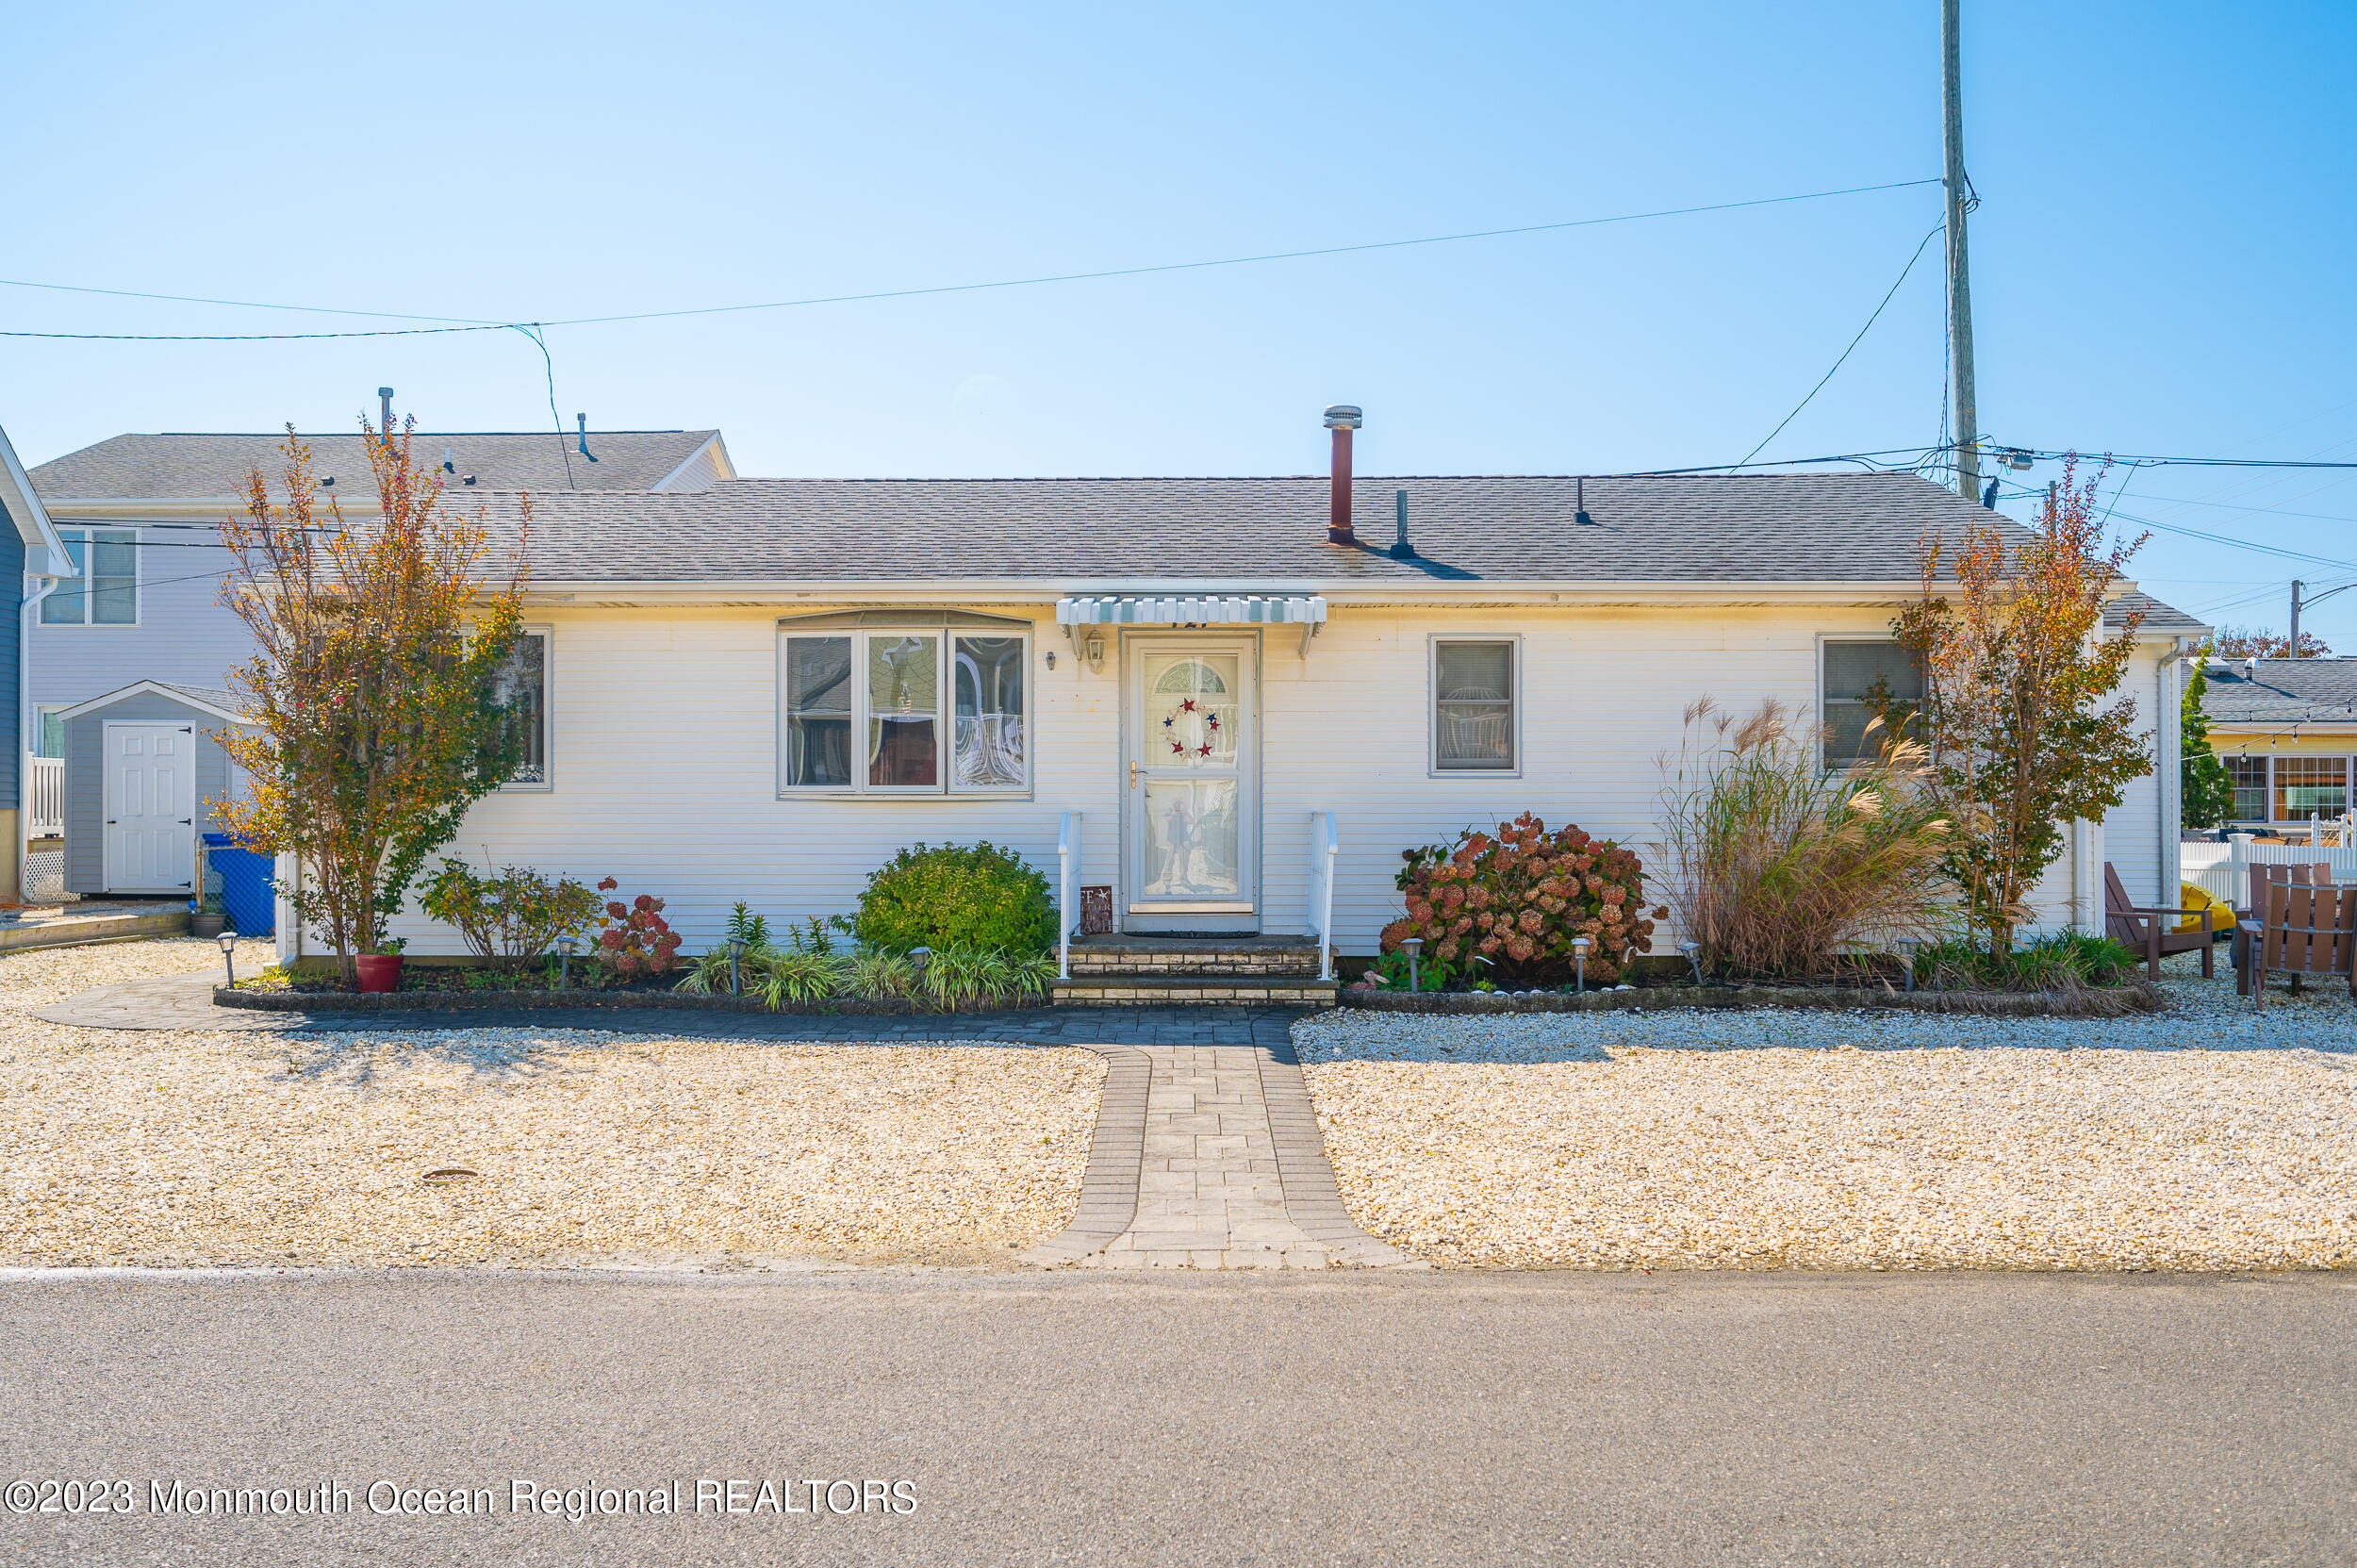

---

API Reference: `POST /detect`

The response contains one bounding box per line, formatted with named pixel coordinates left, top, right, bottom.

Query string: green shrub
left=853, top=842, right=1056, bottom=955
left=1917, top=931, right=2139, bottom=992
left=420, top=859, right=603, bottom=965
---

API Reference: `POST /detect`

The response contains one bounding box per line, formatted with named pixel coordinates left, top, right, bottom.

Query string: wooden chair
left=2233, top=862, right=2332, bottom=995
left=2241, top=882, right=2357, bottom=1009
left=2103, top=862, right=2217, bottom=981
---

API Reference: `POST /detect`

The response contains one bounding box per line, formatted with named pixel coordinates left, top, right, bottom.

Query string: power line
left=1735, top=221, right=1944, bottom=470
left=0, top=177, right=1943, bottom=343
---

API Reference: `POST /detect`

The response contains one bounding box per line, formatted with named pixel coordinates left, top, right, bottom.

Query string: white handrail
left=1308, top=810, right=1339, bottom=981
left=1057, top=810, right=1081, bottom=980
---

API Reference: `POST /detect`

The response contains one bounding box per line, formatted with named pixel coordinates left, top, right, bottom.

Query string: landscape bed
left=216, top=984, right=1052, bottom=1015
left=1342, top=980, right=2166, bottom=1018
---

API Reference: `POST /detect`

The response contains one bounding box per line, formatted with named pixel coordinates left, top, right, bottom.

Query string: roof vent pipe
left=377, top=387, right=395, bottom=444
left=1389, top=489, right=1416, bottom=559
left=1323, top=404, right=1361, bottom=545
left=576, top=413, right=598, bottom=463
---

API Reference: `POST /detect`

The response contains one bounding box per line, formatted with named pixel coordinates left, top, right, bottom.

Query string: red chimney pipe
left=1323, top=404, right=1362, bottom=545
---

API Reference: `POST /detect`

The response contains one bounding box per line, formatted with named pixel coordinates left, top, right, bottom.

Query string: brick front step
left=1051, top=976, right=1341, bottom=1007
left=1063, top=933, right=1328, bottom=979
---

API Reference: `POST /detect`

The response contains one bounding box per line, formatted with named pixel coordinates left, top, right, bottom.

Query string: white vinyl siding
left=1819, top=637, right=1924, bottom=767
left=336, top=602, right=2161, bottom=960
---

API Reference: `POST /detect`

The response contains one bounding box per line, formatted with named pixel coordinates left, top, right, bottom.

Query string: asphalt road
left=0, top=1269, right=2349, bottom=1566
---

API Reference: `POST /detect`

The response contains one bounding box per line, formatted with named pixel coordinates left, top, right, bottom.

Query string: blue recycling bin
left=201, top=833, right=276, bottom=937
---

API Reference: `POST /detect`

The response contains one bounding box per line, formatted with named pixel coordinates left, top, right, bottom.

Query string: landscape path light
left=1679, top=940, right=1703, bottom=985
left=216, top=930, right=239, bottom=989
left=1571, top=935, right=1591, bottom=994
left=554, top=934, right=579, bottom=990
left=726, top=935, right=750, bottom=997
left=1897, top=936, right=1920, bottom=993
left=1402, top=936, right=1423, bottom=993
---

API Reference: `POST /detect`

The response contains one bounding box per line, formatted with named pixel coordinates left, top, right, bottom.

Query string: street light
left=217, top=930, right=239, bottom=988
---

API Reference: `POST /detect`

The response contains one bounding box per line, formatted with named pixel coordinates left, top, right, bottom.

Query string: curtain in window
left=953, top=636, right=1025, bottom=787
left=866, top=634, right=939, bottom=786
left=785, top=636, right=853, bottom=786
left=1435, top=642, right=1513, bottom=769
left=494, top=634, right=548, bottom=784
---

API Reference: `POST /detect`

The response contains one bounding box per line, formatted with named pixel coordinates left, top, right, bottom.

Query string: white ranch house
left=274, top=411, right=2203, bottom=970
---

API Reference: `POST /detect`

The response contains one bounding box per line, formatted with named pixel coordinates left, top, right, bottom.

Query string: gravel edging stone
left=215, top=985, right=1050, bottom=1016
left=1342, top=982, right=2164, bottom=1017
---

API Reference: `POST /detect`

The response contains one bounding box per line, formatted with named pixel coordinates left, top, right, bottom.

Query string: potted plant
left=190, top=903, right=227, bottom=940
left=354, top=934, right=407, bottom=994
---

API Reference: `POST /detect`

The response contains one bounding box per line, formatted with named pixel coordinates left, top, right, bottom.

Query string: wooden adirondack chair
left=2242, top=881, right=2357, bottom=1009
left=2233, top=861, right=2332, bottom=996
left=2103, top=862, right=2217, bottom=980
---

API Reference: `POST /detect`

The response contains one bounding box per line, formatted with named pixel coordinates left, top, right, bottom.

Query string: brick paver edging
left=1342, top=982, right=2164, bottom=1017
left=213, top=985, right=1049, bottom=1016
left=1015, top=1045, right=1152, bottom=1267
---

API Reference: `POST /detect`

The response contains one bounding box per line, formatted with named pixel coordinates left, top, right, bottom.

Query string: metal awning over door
left=1054, top=595, right=1327, bottom=627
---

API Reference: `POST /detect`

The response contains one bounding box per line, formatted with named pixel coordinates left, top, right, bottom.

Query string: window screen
left=1434, top=641, right=1515, bottom=771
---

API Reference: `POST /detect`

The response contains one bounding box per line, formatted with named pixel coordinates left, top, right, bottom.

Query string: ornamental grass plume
left=1654, top=698, right=1954, bottom=981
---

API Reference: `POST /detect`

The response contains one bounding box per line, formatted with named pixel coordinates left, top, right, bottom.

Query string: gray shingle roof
left=463, top=470, right=2044, bottom=586
left=2200, top=658, right=2357, bottom=724
left=28, top=430, right=722, bottom=501
left=2104, top=590, right=2208, bottom=635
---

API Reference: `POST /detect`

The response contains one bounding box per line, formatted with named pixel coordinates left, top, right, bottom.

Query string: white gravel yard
left=1297, top=949, right=2357, bottom=1272
left=0, top=939, right=1102, bottom=1270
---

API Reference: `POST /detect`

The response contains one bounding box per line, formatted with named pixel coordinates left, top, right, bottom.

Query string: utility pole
left=1942, top=0, right=1980, bottom=502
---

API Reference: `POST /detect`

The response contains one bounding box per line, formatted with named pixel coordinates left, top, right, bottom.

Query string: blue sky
left=5, top=1, right=2351, bottom=643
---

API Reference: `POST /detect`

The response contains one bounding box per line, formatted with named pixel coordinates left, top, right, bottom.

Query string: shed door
left=103, top=722, right=196, bottom=895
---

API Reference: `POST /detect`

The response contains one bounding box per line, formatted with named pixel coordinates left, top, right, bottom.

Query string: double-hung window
left=780, top=613, right=1030, bottom=795
left=1821, top=638, right=1925, bottom=767
left=40, top=528, right=137, bottom=625
left=2225, top=755, right=2269, bottom=823
left=1431, top=637, right=1518, bottom=773
left=493, top=628, right=552, bottom=788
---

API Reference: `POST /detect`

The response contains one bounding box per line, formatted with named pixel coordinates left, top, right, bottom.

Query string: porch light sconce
left=1571, top=935, right=1591, bottom=994
left=554, top=934, right=579, bottom=990
left=1044, top=650, right=1057, bottom=670
left=216, top=930, right=239, bottom=988
left=1401, top=937, right=1423, bottom=993
left=1083, top=635, right=1106, bottom=673
left=1679, top=940, right=1702, bottom=985
left=725, top=935, right=749, bottom=997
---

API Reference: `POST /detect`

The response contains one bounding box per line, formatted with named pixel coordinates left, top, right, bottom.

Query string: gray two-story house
left=23, top=418, right=731, bottom=898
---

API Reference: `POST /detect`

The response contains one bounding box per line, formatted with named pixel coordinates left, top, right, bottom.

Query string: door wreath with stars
left=1161, top=695, right=1223, bottom=759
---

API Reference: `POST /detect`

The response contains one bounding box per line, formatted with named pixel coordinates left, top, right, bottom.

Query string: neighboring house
left=2197, top=655, right=2357, bottom=831
left=299, top=409, right=2200, bottom=962
left=23, top=421, right=731, bottom=896
left=0, top=421, right=74, bottom=903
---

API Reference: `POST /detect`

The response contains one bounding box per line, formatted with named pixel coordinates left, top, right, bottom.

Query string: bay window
left=780, top=613, right=1030, bottom=795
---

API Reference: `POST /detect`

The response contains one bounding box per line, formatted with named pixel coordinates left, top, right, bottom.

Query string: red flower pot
left=354, top=954, right=404, bottom=994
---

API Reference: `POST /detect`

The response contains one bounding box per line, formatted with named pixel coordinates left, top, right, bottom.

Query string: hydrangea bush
left=1379, top=814, right=1664, bottom=988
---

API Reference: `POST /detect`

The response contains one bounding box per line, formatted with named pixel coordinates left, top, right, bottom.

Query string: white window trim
left=778, top=625, right=1033, bottom=799
left=1427, top=634, right=1521, bottom=779
left=492, top=626, right=554, bottom=794
left=41, top=526, right=140, bottom=628
left=2252, top=751, right=2353, bottom=825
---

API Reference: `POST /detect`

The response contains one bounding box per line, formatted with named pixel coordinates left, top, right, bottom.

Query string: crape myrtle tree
left=216, top=421, right=532, bottom=985
left=1892, top=458, right=2154, bottom=957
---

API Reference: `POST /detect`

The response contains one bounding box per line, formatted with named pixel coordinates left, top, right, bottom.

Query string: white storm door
left=103, top=722, right=196, bottom=895
left=1123, top=637, right=1259, bottom=929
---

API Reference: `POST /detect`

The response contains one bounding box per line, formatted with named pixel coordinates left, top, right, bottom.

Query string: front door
left=103, top=721, right=196, bottom=895
left=1124, top=636, right=1259, bottom=931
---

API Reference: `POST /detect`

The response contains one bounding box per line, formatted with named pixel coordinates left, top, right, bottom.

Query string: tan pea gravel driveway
left=1299, top=949, right=2357, bottom=1272
left=0, top=938, right=1102, bottom=1270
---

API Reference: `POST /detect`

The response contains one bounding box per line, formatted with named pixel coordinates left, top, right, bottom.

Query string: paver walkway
left=35, top=975, right=1412, bottom=1271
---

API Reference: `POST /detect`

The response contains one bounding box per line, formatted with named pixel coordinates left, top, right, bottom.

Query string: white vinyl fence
left=2183, top=835, right=2357, bottom=904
